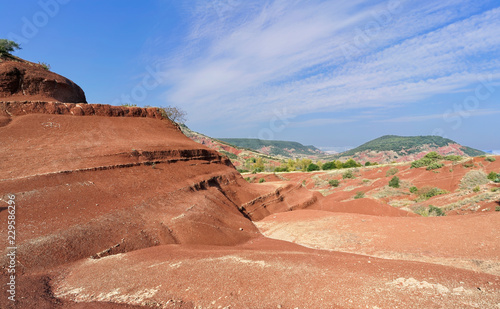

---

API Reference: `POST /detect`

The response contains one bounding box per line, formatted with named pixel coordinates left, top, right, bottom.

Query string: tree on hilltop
left=0, top=39, right=21, bottom=56
left=160, top=106, right=187, bottom=124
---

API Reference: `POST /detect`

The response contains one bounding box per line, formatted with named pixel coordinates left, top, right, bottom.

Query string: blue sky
left=1, top=0, right=499, bottom=151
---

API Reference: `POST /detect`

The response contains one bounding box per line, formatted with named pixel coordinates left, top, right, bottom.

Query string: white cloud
left=159, top=0, right=500, bottom=126
left=377, top=108, right=500, bottom=123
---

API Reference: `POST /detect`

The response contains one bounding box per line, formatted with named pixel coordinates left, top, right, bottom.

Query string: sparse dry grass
left=460, top=170, right=489, bottom=190
left=443, top=192, right=499, bottom=212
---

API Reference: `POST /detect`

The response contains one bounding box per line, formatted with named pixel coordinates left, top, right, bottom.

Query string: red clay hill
left=0, top=55, right=86, bottom=103
left=1, top=58, right=499, bottom=308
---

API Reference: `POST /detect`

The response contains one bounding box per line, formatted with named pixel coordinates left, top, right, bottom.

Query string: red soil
left=0, top=56, right=86, bottom=103
left=0, top=101, right=499, bottom=308
left=312, top=197, right=418, bottom=217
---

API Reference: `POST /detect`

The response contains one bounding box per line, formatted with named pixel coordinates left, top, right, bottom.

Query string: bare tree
left=160, top=106, right=187, bottom=124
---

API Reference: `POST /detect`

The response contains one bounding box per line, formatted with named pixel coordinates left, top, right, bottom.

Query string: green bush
left=274, top=166, right=289, bottom=172
left=426, top=162, right=444, bottom=170
left=342, top=170, right=355, bottom=179
left=307, top=163, right=320, bottom=172
left=444, top=155, right=463, bottom=161
left=388, top=176, right=400, bottom=188
left=409, top=186, right=418, bottom=194
left=0, top=39, right=21, bottom=55
left=424, top=151, right=443, bottom=160
left=473, top=186, right=480, bottom=193
left=343, top=159, right=362, bottom=168
left=258, top=178, right=266, bottom=183
left=38, top=61, right=51, bottom=71
left=386, top=167, right=399, bottom=177
left=414, top=205, right=446, bottom=217
left=411, top=157, right=434, bottom=168
left=354, top=191, right=365, bottom=199
left=322, top=161, right=337, bottom=170
left=429, top=205, right=445, bottom=216
left=487, top=172, right=498, bottom=181
left=496, top=206, right=500, bottom=212
left=237, top=169, right=250, bottom=173
left=365, top=161, right=372, bottom=166
left=417, top=187, right=447, bottom=200
left=485, top=157, right=496, bottom=162
left=328, top=179, right=340, bottom=187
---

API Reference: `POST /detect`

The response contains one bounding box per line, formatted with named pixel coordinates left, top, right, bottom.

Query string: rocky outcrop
left=0, top=101, right=164, bottom=119
left=0, top=102, right=320, bottom=274
left=0, top=56, right=86, bottom=103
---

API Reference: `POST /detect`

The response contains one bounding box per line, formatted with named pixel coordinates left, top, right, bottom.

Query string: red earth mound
left=1, top=100, right=499, bottom=308
left=0, top=56, right=86, bottom=103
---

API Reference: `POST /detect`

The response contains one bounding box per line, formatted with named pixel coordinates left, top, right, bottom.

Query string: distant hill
left=179, top=125, right=283, bottom=171
left=218, top=138, right=325, bottom=159
left=328, top=135, right=485, bottom=163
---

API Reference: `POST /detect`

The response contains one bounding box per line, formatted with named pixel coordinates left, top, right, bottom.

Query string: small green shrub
left=386, top=167, right=399, bottom=177
left=411, top=158, right=434, bottom=168
left=259, top=178, right=266, bottom=183
left=409, top=186, right=418, bottom=194
left=417, top=187, right=447, bottom=201
left=485, top=157, right=496, bottom=162
left=472, top=186, right=480, bottom=193
left=328, top=179, right=340, bottom=187
left=121, top=103, right=138, bottom=107
left=322, top=161, right=337, bottom=170
left=38, top=61, right=51, bottom=71
left=487, top=172, right=498, bottom=181
left=343, top=159, right=362, bottom=168
left=444, top=155, right=463, bottom=161
left=426, top=162, right=444, bottom=170
left=424, top=151, right=443, bottom=160
left=354, top=191, right=365, bottom=199
left=388, top=176, right=400, bottom=188
left=365, top=161, right=371, bottom=166
left=237, top=169, right=250, bottom=173
left=342, top=170, right=355, bottom=179
left=274, top=166, right=289, bottom=172
left=496, top=206, right=500, bottom=212
left=414, top=205, right=445, bottom=216
left=429, top=205, right=445, bottom=216
left=307, top=163, right=320, bottom=172
left=491, top=188, right=499, bottom=192
left=0, top=39, right=21, bottom=55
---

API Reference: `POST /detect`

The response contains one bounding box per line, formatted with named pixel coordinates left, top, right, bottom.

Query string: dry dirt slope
left=0, top=102, right=499, bottom=308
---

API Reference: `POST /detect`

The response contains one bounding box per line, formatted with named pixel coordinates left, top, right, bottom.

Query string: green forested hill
left=218, top=138, right=324, bottom=158
left=339, top=135, right=485, bottom=158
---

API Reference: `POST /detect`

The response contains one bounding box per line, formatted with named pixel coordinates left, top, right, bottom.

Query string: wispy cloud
left=159, top=0, right=500, bottom=127
left=378, top=108, right=500, bottom=122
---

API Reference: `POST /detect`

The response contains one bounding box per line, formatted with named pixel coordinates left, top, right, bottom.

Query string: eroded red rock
left=0, top=56, right=86, bottom=103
